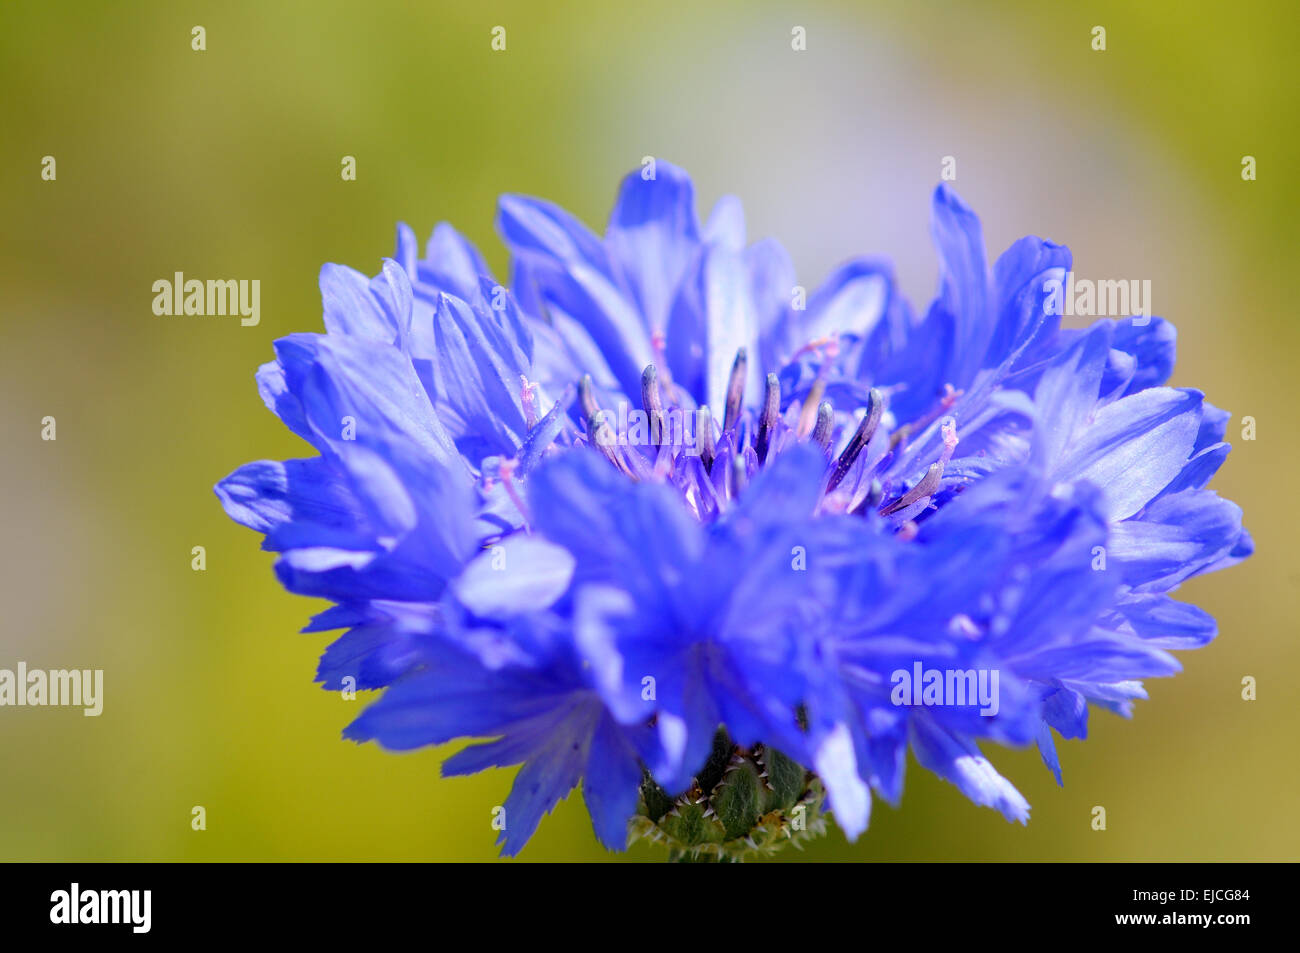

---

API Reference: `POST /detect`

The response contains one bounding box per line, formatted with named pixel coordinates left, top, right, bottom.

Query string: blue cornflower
left=216, top=162, right=1248, bottom=857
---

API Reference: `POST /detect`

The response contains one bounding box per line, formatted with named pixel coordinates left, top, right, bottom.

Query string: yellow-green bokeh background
left=1, top=0, right=1295, bottom=861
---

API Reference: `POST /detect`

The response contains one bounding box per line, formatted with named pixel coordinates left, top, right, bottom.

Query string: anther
left=579, top=375, right=633, bottom=477
left=880, top=418, right=958, bottom=515
left=641, top=364, right=665, bottom=446
left=578, top=374, right=601, bottom=422
left=755, top=373, right=781, bottom=463
left=722, top=347, right=748, bottom=433
left=810, top=401, right=834, bottom=453
left=826, top=388, right=883, bottom=494
left=698, top=404, right=716, bottom=472
left=880, top=462, right=942, bottom=515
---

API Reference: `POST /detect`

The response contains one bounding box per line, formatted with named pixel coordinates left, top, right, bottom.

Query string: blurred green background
left=1, top=0, right=1295, bottom=862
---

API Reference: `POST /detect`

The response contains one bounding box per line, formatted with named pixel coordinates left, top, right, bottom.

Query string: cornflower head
left=217, top=162, right=1248, bottom=859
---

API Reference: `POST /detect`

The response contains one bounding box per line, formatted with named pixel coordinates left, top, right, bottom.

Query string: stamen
left=517, top=383, right=573, bottom=474
left=795, top=378, right=826, bottom=438
left=698, top=404, right=716, bottom=472
left=810, top=401, right=834, bottom=453
left=826, top=388, right=884, bottom=494
left=755, top=373, right=780, bottom=463
left=939, top=415, right=959, bottom=463
left=579, top=374, right=633, bottom=477
left=496, top=458, right=531, bottom=530
left=722, top=347, right=748, bottom=433
left=519, top=374, right=539, bottom=429
left=880, top=462, right=943, bottom=516
left=890, top=384, right=963, bottom=450
left=641, top=364, right=665, bottom=446
left=578, top=373, right=601, bottom=420
left=646, top=328, right=685, bottom=408
left=880, top=417, right=958, bottom=515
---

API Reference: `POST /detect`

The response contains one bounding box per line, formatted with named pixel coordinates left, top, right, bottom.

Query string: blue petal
left=320, top=263, right=395, bottom=341
left=498, top=192, right=652, bottom=401
left=664, top=243, right=762, bottom=413
left=369, top=259, right=415, bottom=348
left=988, top=235, right=1071, bottom=369
left=1195, top=402, right=1232, bottom=451
left=811, top=721, right=872, bottom=840
left=910, top=714, right=1030, bottom=823
left=215, top=457, right=355, bottom=539
left=1108, top=489, right=1244, bottom=591
left=930, top=184, right=992, bottom=386
left=529, top=450, right=705, bottom=591
left=604, top=160, right=701, bottom=332
left=1156, top=442, right=1230, bottom=498
left=1040, top=683, right=1089, bottom=739
left=393, top=222, right=419, bottom=274
left=1107, top=317, right=1177, bottom=395
left=452, top=535, right=576, bottom=619
left=269, top=333, right=463, bottom=471
left=1035, top=720, right=1063, bottom=786
left=345, top=647, right=563, bottom=750
left=424, top=292, right=528, bottom=459
left=1204, top=526, right=1254, bottom=574
left=745, top=238, right=798, bottom=369
left=1112, top=595, right=1217, bottom=649
left=419, top=222, right=493, bottom=300
left=582, top=712, right=646, bottom=851
left=1054, top=387, right=1203, bottom=520
left=1032, top=321, right=1112, bottom=468
left=798, top=259, right=891, bottom=345
left=703, top=194, right=746, bottom=251
left=316, top=624, right=435, bottom=690
left=874, top=304, right=955, bottom=425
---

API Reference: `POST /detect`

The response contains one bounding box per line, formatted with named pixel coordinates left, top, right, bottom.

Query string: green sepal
left=758, top=744, right=806, bottom=813
left=629, top=734, right=831, bottom=862
left=713, top=756, right=762, bottom=840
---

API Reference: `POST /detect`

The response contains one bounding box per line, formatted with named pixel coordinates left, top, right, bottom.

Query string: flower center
left=572, top=345, right=961, bottom=530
